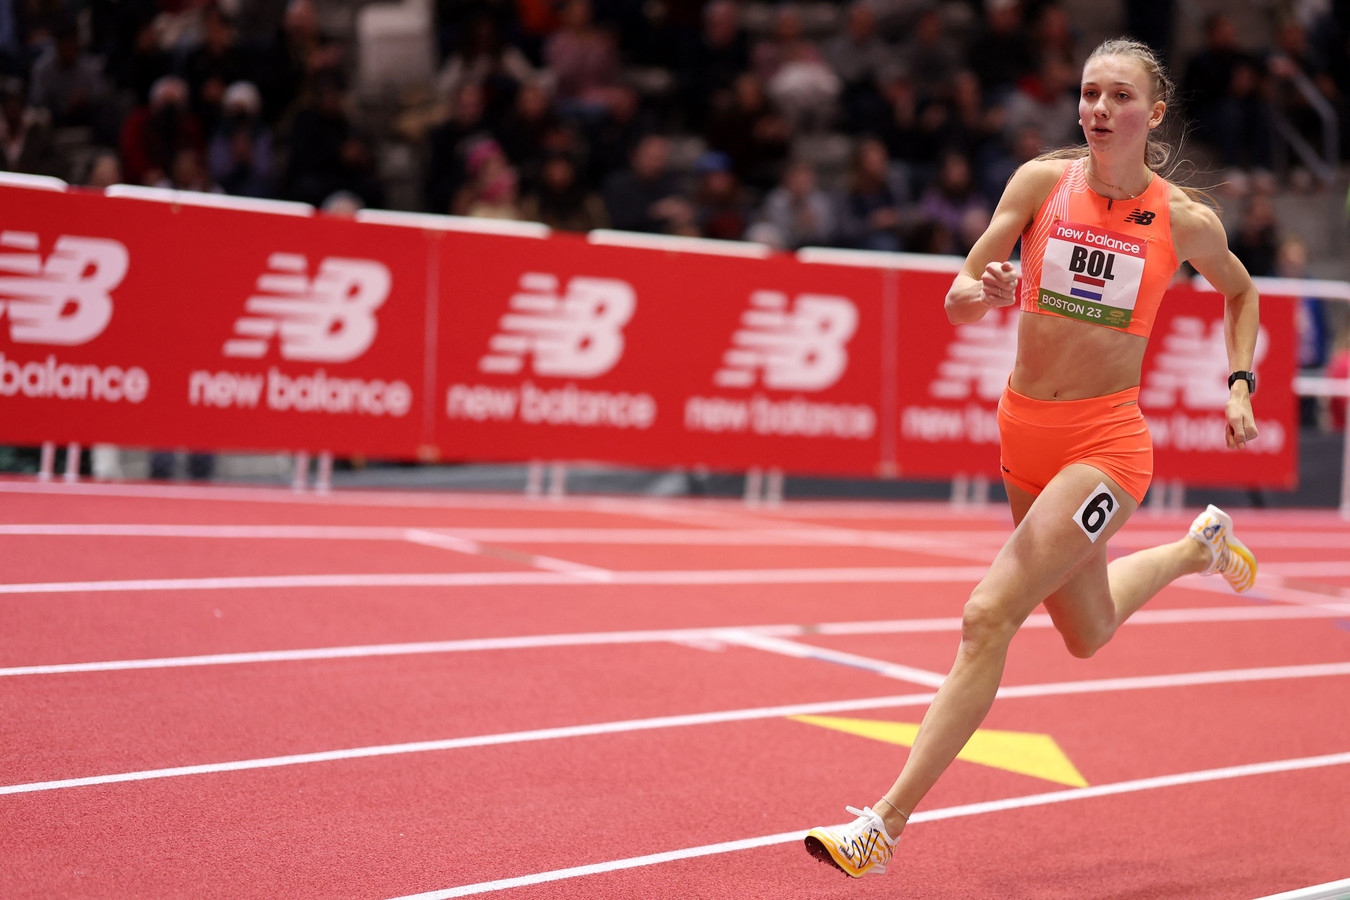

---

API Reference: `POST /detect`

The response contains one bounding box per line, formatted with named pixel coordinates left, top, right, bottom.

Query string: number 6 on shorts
left=1073, top=482, right=1119, bottom=543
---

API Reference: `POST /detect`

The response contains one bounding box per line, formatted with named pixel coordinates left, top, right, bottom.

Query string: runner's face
left=1079, top=55, right=1164, bottom=151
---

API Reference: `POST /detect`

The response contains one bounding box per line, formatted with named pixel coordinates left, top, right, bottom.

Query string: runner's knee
left=960, top=590, right=1022, bottom=652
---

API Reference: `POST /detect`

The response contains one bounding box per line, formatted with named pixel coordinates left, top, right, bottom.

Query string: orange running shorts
left=997, top=382, right=1153, bottom=504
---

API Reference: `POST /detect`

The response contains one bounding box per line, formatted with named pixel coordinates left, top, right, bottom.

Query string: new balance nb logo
left=714, top=291, right=857, bottom=391
left=479, top=273, right=635, bottom=378
left=1124, top=209, right=1155, bottom=225
left=0, top=231, right=128, bottom=345
left=223, top=253, right=392, bottom=362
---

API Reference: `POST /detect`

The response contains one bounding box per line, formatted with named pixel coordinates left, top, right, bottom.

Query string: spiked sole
left=804, top=835, right=853, bottom=876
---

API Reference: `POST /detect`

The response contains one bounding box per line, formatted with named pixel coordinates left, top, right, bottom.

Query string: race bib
left=1038, top=221, right=1147, bottom=328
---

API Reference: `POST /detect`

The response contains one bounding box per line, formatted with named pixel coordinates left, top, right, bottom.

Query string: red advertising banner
left=0, top=186, right=430, bottom=457
left=434, top=232, right=890, bottom=477
left=0, top=182, right=1303, bottom=490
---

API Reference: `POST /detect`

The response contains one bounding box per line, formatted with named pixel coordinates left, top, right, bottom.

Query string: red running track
left=1, top=479, right=1349, bottom=899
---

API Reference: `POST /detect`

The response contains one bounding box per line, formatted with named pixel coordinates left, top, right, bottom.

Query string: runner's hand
left=1225, top=396, right=1259, bottom=450
left=981, top=261, right=1019, bottom=308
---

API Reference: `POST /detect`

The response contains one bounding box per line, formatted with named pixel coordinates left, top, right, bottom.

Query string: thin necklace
left=1085, top=160, right=1153, bottom=209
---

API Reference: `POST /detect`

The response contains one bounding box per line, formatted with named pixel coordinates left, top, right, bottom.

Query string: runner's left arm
left=1176, top=197, right=1260, bottom=450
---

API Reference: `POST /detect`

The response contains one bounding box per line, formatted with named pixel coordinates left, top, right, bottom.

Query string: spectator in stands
left=704, top=71, right=792, bottom=191
left=689, top=150, right=750, bottom=241
left=181, top=5, right=252, bottom=139
left=1182, top=14, right=1274, bottom=170
left=0, top=76, right=57, bottom=177
left=1229, top=193, right=1279, bottom=276
left=1002, top=55, right=1081, bottom=150
left=675, top=0, right=750, bottom=133
left=208, top=80, right=277, bottom=198
left=836, top=136, right=911, bottom=252
left=1268, top=15, right=1343, bottom=163
left=1279, top=234, right=1331, bottom=428
left=520, top=152, right=608, bottom=232
left=103, top=15, right=173, bottom=107
left=28, top=18, right=109, bottom=133
left=584, top=83, right=654, bottom=191
left=82, top=149, right=123, bottom=189
left=1328, top=326, right=1349, bottom=431
left=967, top=0, right=1036, bottom=103
left=119, top=75, right=205, bottom=185
left=425, top=80, right=493, bottom=213
left=452, top=137, right=523, bottom=219
left=282, top=69, right=383, bottom=208
left=897, top=7, right=961, bottom=110
left=544, top=0, right=621, bottom=122
left=157, top=146, right=220, bottom=193
left=252, top=0, right=340, bottom=126
left=1031, top=2, right=1079, bottom=68
left=753, top=4, right=839, bottom=131
left=916, top=148, right=990, bottom=256
left=880, top=68, right=996, bottom=180
left=601, top=133, right=691, bottom=233
left=981, top=122, right=1046, bottom=204
left=0, top=0, right=26, bottom=77
left=756, top=159, right=837, bottom=250
left=823, top=1, right=895, bottom=134
left=321, top=189, right=364, bottom=218
left=434, top=12, right=534, bottom=129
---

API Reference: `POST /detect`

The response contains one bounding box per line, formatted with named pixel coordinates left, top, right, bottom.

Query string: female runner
left=805, top=38, right=1260, bottom=877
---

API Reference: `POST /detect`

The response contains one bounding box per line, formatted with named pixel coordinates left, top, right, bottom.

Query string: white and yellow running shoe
left=1187, top=504, right=1257, bottom=592
left=804, top=806, right=897, bottom=877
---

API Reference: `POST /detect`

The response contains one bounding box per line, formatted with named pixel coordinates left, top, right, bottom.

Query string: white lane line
left=0, top=524, right=409, bottom=539
left=4, top=661, right=1349, bottom=797
left=0, top=566, right=992, bottom=595
left=1252, top=878, right=1350, bottom=900
left=716, top=629, right=948, bottom=687
left=390, top=750, right=1350, bottom=899
left=403, top=529, right=614, bottom=582
left=0, top=572, right=578, bottom=595
left=6, top=603, right=1349, bottom=678
left=6, top=562, right=1350, bottom=597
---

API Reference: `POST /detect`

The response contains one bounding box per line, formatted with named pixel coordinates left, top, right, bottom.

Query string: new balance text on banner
left=0, top=186, right=428, bottom=456
left=436, top=233, right=888, bottom=476
left=0, top=183, right=1299, bottom=489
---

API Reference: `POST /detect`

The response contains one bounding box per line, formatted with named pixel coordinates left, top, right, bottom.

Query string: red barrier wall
left=0, top=184, right=1299, bottom=488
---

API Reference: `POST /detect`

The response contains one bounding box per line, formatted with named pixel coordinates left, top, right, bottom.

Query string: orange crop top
left=1018, top=158, right=1178, bottom=339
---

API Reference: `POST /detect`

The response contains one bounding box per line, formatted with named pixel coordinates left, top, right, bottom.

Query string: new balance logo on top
left=1124, top=209, right=1155, bottom=225
left=714, top=291, right=857, bottom=391
left=223, top=254, right=391, bottom=362
left=926, top=308, right=1018, bottom=400
left=1141, top=316, right=1268, bottom=409
left=0, top=231, right=128, bottom=345
left=479, top=273, right=636, bottom=378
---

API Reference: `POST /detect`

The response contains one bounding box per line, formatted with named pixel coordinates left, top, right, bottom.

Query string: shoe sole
left=1206, top=505, right=1257, bottom=592
left=804, top=835, right=855, bottom=877
left=1223, top=532, right=1257, bottom=592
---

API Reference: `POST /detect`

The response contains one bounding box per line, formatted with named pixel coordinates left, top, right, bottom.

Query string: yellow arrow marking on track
left=789, top=715, right=1089, bottom=787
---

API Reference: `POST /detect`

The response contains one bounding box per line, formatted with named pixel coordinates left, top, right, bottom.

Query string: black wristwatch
left=1228, top=370, right=1256, bottom=394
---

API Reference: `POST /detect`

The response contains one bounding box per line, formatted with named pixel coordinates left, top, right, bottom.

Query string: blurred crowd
left=0, top=0, right=1345, bottom=476
left=0, top=0, right=1346, bottom=254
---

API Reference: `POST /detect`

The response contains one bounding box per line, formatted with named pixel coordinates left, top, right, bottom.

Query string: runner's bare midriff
left=1009, top=311, right=1147, bottom=401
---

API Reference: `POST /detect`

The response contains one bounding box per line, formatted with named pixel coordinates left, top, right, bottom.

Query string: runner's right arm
left=945, top=159, right=1064, bottom=324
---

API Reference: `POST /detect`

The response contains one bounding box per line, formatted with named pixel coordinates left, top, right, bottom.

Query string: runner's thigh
left=982, top=463, right=1138, bottom=620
